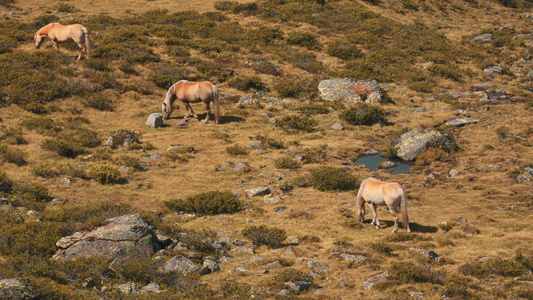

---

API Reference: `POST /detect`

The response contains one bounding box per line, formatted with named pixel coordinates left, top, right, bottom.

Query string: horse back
left=176, top=81, right=215, bottom=102
left=361, top=178, right=403, bottom=204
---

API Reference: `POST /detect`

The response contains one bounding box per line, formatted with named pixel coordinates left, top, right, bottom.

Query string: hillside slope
left=0, top=0, right=532, bottom=299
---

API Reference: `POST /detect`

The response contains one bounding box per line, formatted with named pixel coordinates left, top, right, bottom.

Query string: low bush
left=327, top=40, right=364, bottom=60
left=11, top=182, right=52, bottom=211
left=286, top=31, right=320, bottom=50
left=242, top=225, right=287, bottom=248
left=179, top=229, right=218, bottom=254
left=0, top=127, right=26, bottom=145
left=227, top=75, right=264, bottom=92
left=309, top=167, right=358, bottom=191
left=32, top=164, right=60, bottom=179
left=107, top=129, right=141, bottom=149
left=340, top=103, right=389, bottom=126
left=274, top=156, right=300, bottom=169
left=369, top=242, right=395, bottom=256
left=0, top=144, right=27, bottom=166
left=225, top=144, right=248, bottom=156
left=276, top=115, right=318, bottom=133
left=278, top=48, right=324, bottom=74
left=459, top=254, right=532, bottom=278
left=272, top=75, right=316, bottom=98
left=83, top=93, right=114, bottom=111
left=220, top=281, right=253, bottom=299
left=274, top=268, right=313, bottom=282
left=89, top=165, right=121, bottom=184
left=390, top=262, right=444, bottom=284
left=165, top=146, right=196, bottom=162
left=0, top=171, right=13, bottom=193
left=113, top=155, right=144, bottom=171
left=21, top=116, right=61, bottom=136
left=165, top=191, right=244, bottom=216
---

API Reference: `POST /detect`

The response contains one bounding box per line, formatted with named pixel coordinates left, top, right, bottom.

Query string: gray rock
left=331, top=122, right=344, bottom=131
left=278, top=289, right=292, bottom=296
left=0, top=278, right=35, bottom=300
left=231, top=266, right=249, bottom=275
left=363, top=271, right=390, bottom=290
left=318, top=78, right=382, bottom=104
left=53, top=214, right=156, bottom=261
left=445, top=117, right=480, bottom=127
left=284, top=280, right=312, bottom=292
left=473, top=33, right=493, bottom=43
left=61, top=177, right=75, bottom=185
left=413, top=107, right=426, bottom=113
left=393, top=129, right=456, bottom=161
left=306, top=260, right=330, bottom=272
left=525, top=167, right=533, bottom=177
left=517, top=174, right=532, bottom=185
left=248, top=142, right=262, bottom=149
left=51, top=197, right=68, bottom=205
left=378, top=161, right=395, bottom=169
left=245, top=186, right=271, bottom=197
left=409, top=247, right=442, bottom=261
left=231, top=245, right=254, bottom=254
left=146, top=113, right=163, bottom=128
left=229, top=162, right=250, bottom=173
left=161, top=255, right=199, bottom=274
left=144, top=153, right=162, bottom=160
left=139, top=283, right=160, bottom=294
left=117, top=282, right=137, bottom=294
left=483, top=66, right=503, bottom=80
left=263, top=194, right=281, bottom=204
left=340, top=253, right=371, bottom=263
left=284, top=247, right=296, bottom=255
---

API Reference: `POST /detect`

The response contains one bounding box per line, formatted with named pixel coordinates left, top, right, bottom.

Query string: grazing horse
left=162, top=80, right=220, bottom=124
left=34, top=23, right=91, bottom=61
left=356, top=177, right=411, bottom=233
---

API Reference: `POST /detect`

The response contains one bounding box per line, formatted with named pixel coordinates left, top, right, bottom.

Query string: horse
left=355, top=177, right=411, bottom=233
left=162, top=80, right=220, bottom=124
left=34, top=23, right=91, bottom=61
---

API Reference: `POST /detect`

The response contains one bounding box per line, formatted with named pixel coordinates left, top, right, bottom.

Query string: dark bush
left=242, top=225, right=287, bottom=248
left=327, top=41, right=364, bottom=60
left=32, top=164, right=60, bottom=179
left=83, top=93, right=114, bottom=111
left=21, top=116, right=61, bottom=136
left=340, top=103, right=389, bottom=126
left=0, top=171, right=13, bottom=194
left=286, top=32, right=320, bottom=50
left=274, top=156, right=300, bottom=169
left=0, top=144, right=27, bottom=166
left=89, top=165, right=121, bottom=184
left=309, top=167, right=358, bottom=191
left=11, top=182, right=52, bottom=211
left=459, top=254, right=532, bottom=278
left=276, top=115, right=317, bottom=133
left=369, top=242, right=395, bottom=256
left=250, top=134, right=285, bottom=149
left=149, top=65, right=191, bottom=89
left=272, top=75, right=317, bottom=99
left=390, top=262, right=444, bottom=284
left=227, top=75, right=264, bottom=91
left=165, top=191, right=244, bottom=216
left=226, top=144, right=248, bottom=156
left=179, top=229, right=218, bottom=254
left=278, top=48, right=324, bottom=74
left=220, top=281, right=253, bottom=299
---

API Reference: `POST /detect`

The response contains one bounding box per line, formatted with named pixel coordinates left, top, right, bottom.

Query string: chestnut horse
left=34, top=23, right=91, bottom=61
left=356, top=177, right=411, bottom=233
left=162, top=80, right=220, bottom=124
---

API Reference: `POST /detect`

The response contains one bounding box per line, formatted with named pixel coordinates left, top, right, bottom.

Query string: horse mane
left=164, top=82, right=177, bottom=105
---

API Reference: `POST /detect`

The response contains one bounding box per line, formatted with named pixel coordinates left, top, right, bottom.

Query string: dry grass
left=0, top=0, right=532, bottom=298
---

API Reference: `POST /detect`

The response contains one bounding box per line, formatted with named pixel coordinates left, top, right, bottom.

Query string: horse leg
left=202, top=102, right=211, bottom=124
left=369, top=203, right=380, bottom=229
left=76, top=43, right=86, bottom=61
left=389, top=207, right=399, bottom=233
left=184, top=102, right=198, bottom=121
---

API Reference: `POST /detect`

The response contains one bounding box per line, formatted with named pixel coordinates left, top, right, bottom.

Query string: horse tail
left=400, top=187, right=410, bottom=233
left=82, top=26, right=91, bottom=58
left=355, top=178, right=366, bottom=222
left=212, top=84, right=220, bottom=124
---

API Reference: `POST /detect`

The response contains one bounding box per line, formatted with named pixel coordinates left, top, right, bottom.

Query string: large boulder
left=393, top=129, right=456, bottom=161
left=146, top=113, right=164, bottom=128
left=318, top=78, right=382, bottom=104
left=53, top=214, right=156, bottom=261
left=0, top=278, right=35, bottom=300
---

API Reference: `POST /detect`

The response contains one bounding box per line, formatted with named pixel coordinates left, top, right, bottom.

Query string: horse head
left=34, top=33, right=43, bottom=49
left=162, top=102, right=172, bottom=120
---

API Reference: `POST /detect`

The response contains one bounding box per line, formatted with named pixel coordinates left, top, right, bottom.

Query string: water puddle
left=354, top=151, right=412, bottom=174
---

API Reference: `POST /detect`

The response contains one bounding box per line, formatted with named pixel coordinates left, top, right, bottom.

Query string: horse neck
left=37, top=23, right=55, bottom=35
left=164, top=84, right=176, bottom=106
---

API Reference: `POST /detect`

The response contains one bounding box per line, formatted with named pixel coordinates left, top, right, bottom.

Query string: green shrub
left=274, top=268, right=313, bottom=282
left=459, top=254, right=532, bottom=278
left=227, top=75, right=264, bottom=91
left=286, top=32, right=320, bottom=50
left=11, top=182, right=52, bottom=210
left=25, top=102, right=50, bottom=115
left=242, top=225, right=287, bottom=248
left=390, top=262, right=444, bottom=284
left=340, top=103, right=389, bottom=126
left=272, top=75, right=318, bottom=99
left=56, top=3, right=78, bottom=13
left=251, top=134, right=285, bottom=149
left=83, top=93, right=114, bottom=111
left=165, top=191, right=244, bottom=216
left=327, top=41, right=364, bottom=60
left=0, top=144, right=27, bottom=166
left=179, top=229, right=218, bottom=254
left=278, top=48, right=324, bottom=74
left=32, top=164, right=60, bottom=179
left=369, top=242, right=395, bottom=256
left=0, top=220, right=69, bottom=256
left=21, top=116, right=61, bottom=136
left=89, top=165, right=121, bottom=184
left=0, top=0, right=15, bottom=7
left=298, top=103, right=330, bottom=116
left=149, top=65, right=191, bottom=89
left=309, top=167, right=358, bottom=191
left=0, top=171, right=13, bottom=193
left=225, top=144, right=248, bottom=156
left=427, top=63, right=462, bottom=82
left=442, top=275, right=476, bottom=299
left=113, top=155, right=144, bottom=171
left=0, top=128, right=26, bottom=145
left=274, top=156, right=300, bottom=169
left=220, top=281, right=253, bottom=299
left=276, top=115, right=317, bottom=133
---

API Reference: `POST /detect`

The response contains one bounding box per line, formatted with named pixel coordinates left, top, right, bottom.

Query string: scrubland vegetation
left=0, top=0, right=532, bottom=298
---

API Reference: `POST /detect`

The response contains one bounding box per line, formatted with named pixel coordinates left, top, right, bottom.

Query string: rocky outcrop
left=0, top=278, right=35, bottom=300
left=318, top=78, right=382, bottom=104
left=53, top=214, right=157, bottom=261
left=393, top=129, right=456, bottom=161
